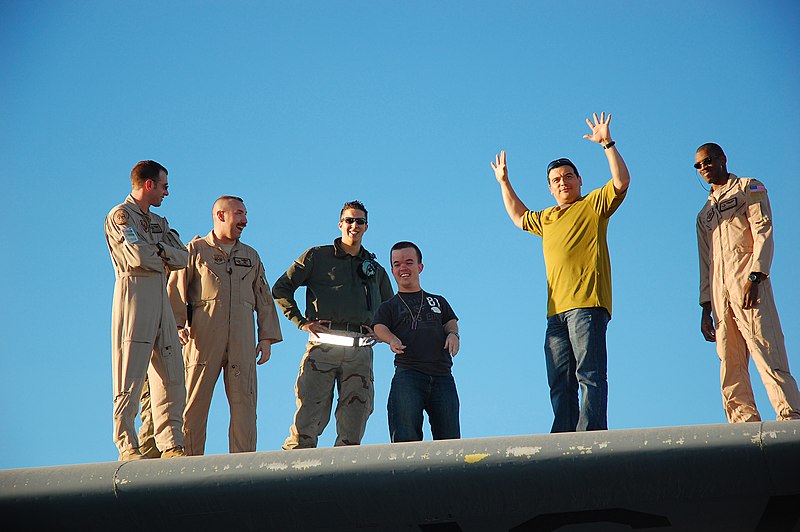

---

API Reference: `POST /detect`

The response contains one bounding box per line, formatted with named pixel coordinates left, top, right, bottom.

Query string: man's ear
left=418, top=263, right=424, bottom=274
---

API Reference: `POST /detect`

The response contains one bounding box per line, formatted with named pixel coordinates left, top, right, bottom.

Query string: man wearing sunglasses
left=695, top=143, right=800, bottom=423
left=273, top=200, right=394, bottom=449
left=104, top=160, right=188, bottom=460
left=491, top=112, right=630, bottom=433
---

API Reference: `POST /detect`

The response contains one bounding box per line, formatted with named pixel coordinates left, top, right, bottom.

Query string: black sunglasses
left=694, top=155, right=718, bottom=170
left=341, top=217, right=367, bottom=226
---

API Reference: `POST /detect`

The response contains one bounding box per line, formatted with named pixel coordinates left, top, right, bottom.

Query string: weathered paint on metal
left=1, top=421, right=799, bottom=531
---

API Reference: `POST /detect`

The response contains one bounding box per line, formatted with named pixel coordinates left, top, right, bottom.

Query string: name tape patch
left=123, top=226, right=140, bottom=245
left=718, top=197, right=737, bottom=212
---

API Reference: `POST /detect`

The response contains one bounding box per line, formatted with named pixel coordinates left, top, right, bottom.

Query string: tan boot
left=139, top=437, right=161, bottom=459
left=161, top=446, right=186, bottom=458
left=119, top=448, right=145, bottom=461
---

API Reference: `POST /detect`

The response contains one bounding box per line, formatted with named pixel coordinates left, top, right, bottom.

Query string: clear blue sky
left=1, top=1, right=798, bottom=469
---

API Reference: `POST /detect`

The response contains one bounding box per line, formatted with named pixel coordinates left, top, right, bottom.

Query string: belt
left=310, top=322, right=372, bottom=347
left=324, top=321, right=369, bottom=334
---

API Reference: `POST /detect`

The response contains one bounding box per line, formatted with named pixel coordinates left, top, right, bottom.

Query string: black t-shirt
left=372, top=290, right=458, bottom=376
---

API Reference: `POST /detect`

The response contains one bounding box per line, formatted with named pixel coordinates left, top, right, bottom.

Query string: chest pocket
left=723, top=195, right=753, bottom=253
left=233, top=257, right=256, bottom=308
left=197, top=258, right=223, bottom=301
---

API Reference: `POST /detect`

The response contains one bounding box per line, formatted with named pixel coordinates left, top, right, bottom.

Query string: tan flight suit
left=697, top=174, right=800, bottom=422
left=105, top=195, right=188, bottom=454
left=273, top=238, right=394, bottom=449
left=167, top=232, right=283, bottom=455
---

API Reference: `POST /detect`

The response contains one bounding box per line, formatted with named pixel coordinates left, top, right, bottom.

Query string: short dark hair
left=213, top=196, right=245, bottom=215
left=390, top=241, right=422, bottom=263
left=215, top=195, right=245, bottom=205
left=131, top=160, right=167, bottom=189
left=546, top=158, right=579, bottom=182
left=340, top=200, right=368, bottom=221
left=696, top=143, right=725, bottom=158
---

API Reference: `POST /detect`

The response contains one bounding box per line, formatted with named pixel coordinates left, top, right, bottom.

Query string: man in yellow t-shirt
left=491, top=112, right=630, bottom=432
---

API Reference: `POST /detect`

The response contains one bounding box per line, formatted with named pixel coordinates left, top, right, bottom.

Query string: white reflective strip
left=310, top=333, right=356, bottom=347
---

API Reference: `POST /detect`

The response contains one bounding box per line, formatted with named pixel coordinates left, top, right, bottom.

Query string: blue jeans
left=544, top=307, right=610, bottom=432
left=388, top=367, right=460, bottom=442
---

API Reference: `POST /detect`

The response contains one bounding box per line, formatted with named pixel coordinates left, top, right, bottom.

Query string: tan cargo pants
left=112, top=274, right=185, bottom=453
left=715, top=279, right=800, bottom=422
left=182, top=344, right=257, bottom=456
left=283, top=339, right=374, bottom=449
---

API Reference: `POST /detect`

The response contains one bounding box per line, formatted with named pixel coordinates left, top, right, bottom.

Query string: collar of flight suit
left=124, top=194, right=150, bottom=218
left=708, top=173, right=739, bottom=201
left=202, top=231, right=241, bottom=254
left=332, top=237, right=373, bottom=260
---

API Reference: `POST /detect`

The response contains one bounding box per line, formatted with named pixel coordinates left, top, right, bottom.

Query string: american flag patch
left=749, top=183, right=766, bottom=193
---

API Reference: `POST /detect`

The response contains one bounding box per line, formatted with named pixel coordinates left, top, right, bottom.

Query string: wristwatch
left=748, top=272, right=763, bottom=283
left=156, top=242, right=166, bottom=258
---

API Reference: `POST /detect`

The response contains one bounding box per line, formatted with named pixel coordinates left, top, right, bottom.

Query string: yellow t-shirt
left=522, top=179, right=626, bottom=318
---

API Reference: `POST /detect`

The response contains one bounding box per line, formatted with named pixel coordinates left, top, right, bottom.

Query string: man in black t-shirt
left=373, top=241, right=461, bottom=442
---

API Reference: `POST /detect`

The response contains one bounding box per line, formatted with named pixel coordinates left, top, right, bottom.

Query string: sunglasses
left=341, top=217, right=367, bottom=226
left=693, top=155, right=718, bottom=170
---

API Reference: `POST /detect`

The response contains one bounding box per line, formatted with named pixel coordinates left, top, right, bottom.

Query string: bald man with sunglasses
left=491, top=112, right=630, bottom=433
left=695, top=143, right=800, bottom=423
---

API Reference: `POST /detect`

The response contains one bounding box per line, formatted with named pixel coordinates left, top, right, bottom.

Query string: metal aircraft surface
left=1, top=421, right=799, bottom=531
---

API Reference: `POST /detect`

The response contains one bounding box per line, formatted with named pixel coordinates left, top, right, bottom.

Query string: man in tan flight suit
left=273, top=200, right=393, bottom=449
left=695, top=143, right=800, bottom=422
left=104, top=160, right=188, bottom=460
left=168, top=196, right=283, bottom=455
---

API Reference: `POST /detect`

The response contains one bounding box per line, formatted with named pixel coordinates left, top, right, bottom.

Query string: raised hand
left=491, top=150, right=508, bottom=183
left=583, top=112, right=612, bottom=145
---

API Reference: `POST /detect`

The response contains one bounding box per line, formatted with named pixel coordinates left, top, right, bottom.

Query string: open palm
left=583, top=112, right=612, bottom=144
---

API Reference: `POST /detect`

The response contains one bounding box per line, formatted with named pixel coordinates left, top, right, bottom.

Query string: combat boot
left=161, top=446, right=186, bottom=458
left=139, top=437, right=161, bottom=459
left=119, top=448, right=145, bottom=461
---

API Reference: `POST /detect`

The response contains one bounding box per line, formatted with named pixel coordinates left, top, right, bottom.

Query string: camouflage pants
left=283, top=342, right=374, bottom=449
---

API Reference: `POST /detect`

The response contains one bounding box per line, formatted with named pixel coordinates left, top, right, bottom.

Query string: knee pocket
left=228, top=363, right=255, bottom=404
left=161, top=344, right=184, bottom=384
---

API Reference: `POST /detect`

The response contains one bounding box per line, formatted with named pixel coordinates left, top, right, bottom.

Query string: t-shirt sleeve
left=372, top=298, right=395, bottom=328
left=521, top=209, right=543, bottom=236
left=439, top=296, right=458, bottom=323
left=586, top=179, right=627, bottom=218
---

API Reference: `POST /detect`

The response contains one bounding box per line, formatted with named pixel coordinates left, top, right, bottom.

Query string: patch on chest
left=718, top=197, right=737, bottom=212
left=140, top=219, right=150, bottom=233
left=150, top=223, right=163, bottom=233
left=233, top=257, right=252, bottom=267
left=706, top=209, right=714, bottom=222
left=213, top=254, right=225, bottom=265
